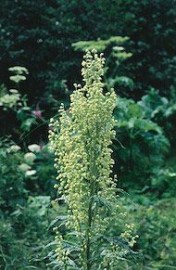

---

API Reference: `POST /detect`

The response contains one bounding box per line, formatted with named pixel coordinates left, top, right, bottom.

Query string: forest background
left=0, top=0, right=176, bottom=269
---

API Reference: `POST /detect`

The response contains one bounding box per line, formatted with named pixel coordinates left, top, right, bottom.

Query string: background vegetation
left=0, top=0, right=176, bottom=269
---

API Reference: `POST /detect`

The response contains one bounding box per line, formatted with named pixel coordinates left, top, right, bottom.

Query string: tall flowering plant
left=49, top=51, right=135, bottom=269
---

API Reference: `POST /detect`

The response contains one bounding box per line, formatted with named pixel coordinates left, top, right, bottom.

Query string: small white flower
left=28, top=144, right=40, bottom=153
left=25, top=170, right=36, bottom=177
left=9, top=145, right=21, bottom=153
left=24, top=152, right=36, bottom=164
left=19, top=163, right=31, bottom=172
left=9, top=89, right=19, bottom=93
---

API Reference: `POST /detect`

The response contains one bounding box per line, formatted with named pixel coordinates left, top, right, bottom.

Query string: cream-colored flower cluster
left=49, top=50, right=131, bottom=269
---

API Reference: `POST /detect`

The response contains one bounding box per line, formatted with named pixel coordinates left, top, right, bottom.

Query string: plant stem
left=86, top=196, right=93, bottom=270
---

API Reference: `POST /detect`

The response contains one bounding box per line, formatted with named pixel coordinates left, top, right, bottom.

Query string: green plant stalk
left=49, top=50, right=134, bottom=269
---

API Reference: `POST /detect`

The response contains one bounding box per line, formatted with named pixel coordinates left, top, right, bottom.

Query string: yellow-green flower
left=49, top=50, right=133, bottom=269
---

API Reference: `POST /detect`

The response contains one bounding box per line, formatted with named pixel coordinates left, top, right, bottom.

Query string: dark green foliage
left=138, top=89, right=176, bottom=149
left=113, top=92, right=176, bottom=196
left=1, top=0, right=175, bottom=101
left=119, top=0, right=176, bottom=98
left=0, top=139, right=56, bottom=269
left=0, top=195, right=53, bottom=269
left=113, top=96, right=170, bottom=194
left=0, top=139, right=26, bottom=211
left=0, top=0, right=123, bottom=103
left=132, top=197, right=176, bottom=268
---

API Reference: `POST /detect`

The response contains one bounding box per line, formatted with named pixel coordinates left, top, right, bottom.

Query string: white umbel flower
left=24, top=152, right=36, bottom=164
left=28, top=144, right=40, bottom=153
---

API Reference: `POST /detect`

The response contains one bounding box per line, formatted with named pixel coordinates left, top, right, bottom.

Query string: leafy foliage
left=0, top=194, right=53, bottom=270
left=0, top=138, right=57, bottom=269
left=121, top=0, right=176, bottom=97
left=132, top=197, right=176, bottom=269
left=113, top=96, right=171, bottom=194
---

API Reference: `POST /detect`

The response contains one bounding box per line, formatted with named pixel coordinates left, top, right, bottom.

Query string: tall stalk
left=49, top=50, right=134, bottom=269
